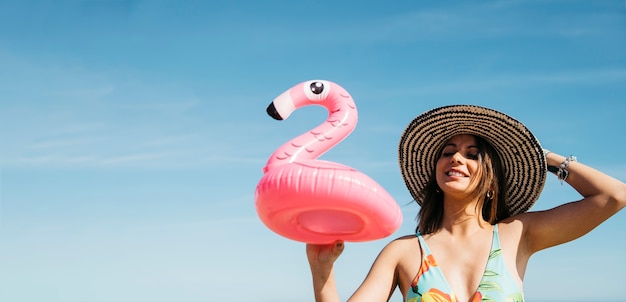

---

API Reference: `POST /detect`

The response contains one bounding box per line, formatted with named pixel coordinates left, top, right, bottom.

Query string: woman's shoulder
left=391, top=234, right=419, bottom=244
left=394, top=234, right=419, bottom=241
left=499, top=212, right=537, bottom=235
left=382, top=234, right=422, bottom=291
left=497, top=217, right=525, bottom=236
left=378, top=234, right=420, bottom=256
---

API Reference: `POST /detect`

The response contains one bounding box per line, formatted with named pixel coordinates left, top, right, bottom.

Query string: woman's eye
left=467, top=153, right=479, bottom=160
left=441, top=152, right=454, bottom=157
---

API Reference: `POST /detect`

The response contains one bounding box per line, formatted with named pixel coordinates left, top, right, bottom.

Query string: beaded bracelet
left=542, top=148, right=552, bottom=157
left=546, top=155, right=577, bottom=184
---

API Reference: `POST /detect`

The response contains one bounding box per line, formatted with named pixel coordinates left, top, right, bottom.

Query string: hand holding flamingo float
left=255, top=80, right=402, bottom=244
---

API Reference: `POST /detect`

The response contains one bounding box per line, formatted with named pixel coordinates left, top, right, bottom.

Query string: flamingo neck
left=263, top=98, right=357, bottom=173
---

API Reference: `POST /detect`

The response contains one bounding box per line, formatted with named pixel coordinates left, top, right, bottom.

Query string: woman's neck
left=439, top=196, right=490, bottom=236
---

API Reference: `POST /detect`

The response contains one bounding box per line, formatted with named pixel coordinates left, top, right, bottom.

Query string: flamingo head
left=266, top=80, right=344, bottom=120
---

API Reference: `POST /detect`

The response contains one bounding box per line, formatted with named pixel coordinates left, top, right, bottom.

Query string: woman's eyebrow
left=443, top=143, right=479, bottom=149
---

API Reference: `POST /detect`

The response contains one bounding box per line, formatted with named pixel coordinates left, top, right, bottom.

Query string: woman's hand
left=307, top=241, right=345, bottom=270
left=306, top=241, right=344, bottom=302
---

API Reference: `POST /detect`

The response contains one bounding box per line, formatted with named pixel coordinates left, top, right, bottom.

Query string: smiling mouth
left=447, top=171, right=467, bottom=177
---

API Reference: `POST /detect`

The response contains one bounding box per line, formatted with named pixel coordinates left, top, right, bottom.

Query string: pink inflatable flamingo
left=255, top=80, right=402, bottom=244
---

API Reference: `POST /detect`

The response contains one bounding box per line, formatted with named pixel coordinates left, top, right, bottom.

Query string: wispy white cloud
left=26, top=137, right=105, bottom=150
left=7, top=133, right=256, bottom=169
left=0, top=50, right=267, bottom=169
left=368, top=67, right=626, bottom=97
left=339, top=1, right=624, bottom=44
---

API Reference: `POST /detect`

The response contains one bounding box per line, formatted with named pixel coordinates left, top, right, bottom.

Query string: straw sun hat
left=398, top=105, right=547, bottom=215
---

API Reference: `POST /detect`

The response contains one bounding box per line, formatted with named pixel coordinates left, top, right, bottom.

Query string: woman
left=306, top=105, right=626, bottom=302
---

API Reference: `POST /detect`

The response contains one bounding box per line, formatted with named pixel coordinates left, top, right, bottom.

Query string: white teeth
left=447, top=171, right=465, bottom=177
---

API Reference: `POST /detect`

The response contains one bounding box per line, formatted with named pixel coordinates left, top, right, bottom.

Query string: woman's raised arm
left=523, top=151, right=626, bottom=253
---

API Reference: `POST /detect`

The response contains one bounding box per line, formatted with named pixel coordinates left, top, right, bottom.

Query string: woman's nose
left=450, top=152, right=463, bottom=165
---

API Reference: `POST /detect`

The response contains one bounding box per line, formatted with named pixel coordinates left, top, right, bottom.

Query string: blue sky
left=0, top=0, right=625, bottom=301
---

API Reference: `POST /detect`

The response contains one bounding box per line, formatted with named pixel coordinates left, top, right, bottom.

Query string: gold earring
left=486, top=190, right=494, bottom=199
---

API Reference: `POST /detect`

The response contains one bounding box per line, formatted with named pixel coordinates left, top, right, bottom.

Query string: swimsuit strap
left=493, top=224, right=500, bottom=249
left=415, top=231, right=432, bottom=256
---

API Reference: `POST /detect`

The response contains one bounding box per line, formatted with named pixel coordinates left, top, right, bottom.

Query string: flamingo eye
left=303, top=80, right=331, bottom=101
left=310, top=82, right=324, bottom=94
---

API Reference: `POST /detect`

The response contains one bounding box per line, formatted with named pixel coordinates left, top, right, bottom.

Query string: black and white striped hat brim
left=398, top=105, right=546, bottom=215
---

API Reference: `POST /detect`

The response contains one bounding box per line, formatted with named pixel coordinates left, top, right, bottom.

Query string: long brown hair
left=416, top=135, right=509, bottom=234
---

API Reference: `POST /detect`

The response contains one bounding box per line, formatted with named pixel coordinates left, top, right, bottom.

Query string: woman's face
left=435, top=134, right=481, bottom=197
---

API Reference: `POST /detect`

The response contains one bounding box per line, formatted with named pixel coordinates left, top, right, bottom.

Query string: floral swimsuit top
left=406, top=225, right=524, bottom=302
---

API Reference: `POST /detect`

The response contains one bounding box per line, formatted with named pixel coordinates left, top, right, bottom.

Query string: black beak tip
left=266, top=103, right=283, bottom=120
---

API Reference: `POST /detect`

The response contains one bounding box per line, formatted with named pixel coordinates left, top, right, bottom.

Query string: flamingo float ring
left=254, top=80, right=402, bottom=244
